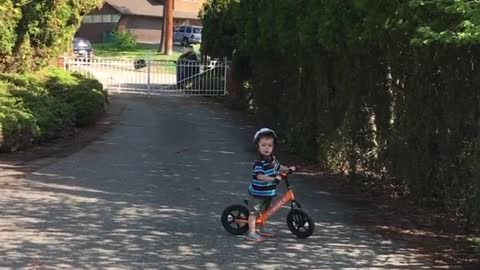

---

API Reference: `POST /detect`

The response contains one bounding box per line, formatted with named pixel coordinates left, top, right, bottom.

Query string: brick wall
left=174, top=0, right=206, bottom=13
left=125, top=15, right=163, bottom=43
left=75, top=3, right=119, bottom=42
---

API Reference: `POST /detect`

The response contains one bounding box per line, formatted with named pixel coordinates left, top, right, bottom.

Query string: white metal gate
left=64, top=57, right=228, bottom=96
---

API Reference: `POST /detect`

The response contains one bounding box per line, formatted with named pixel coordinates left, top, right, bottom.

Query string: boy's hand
left=289, top=166, right=296, bottom=172
left=273, top=175, right=282, bottom=184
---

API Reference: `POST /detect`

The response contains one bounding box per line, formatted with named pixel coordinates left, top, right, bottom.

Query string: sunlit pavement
left=0, top=95, right=438, bottom=269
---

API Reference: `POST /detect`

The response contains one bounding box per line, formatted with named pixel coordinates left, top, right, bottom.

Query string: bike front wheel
left=286, top=209, right=315, bottom=238
left=221, top=205, right=250, bottom=235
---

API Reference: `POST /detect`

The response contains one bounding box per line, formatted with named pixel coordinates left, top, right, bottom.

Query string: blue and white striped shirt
left=248, top=157, right=281, bottom=198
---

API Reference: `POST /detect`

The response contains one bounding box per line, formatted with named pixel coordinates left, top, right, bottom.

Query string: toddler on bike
left=246, top=128, right=296, bottom=242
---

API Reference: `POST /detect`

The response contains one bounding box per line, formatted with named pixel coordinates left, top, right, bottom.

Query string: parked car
left=174, top=25, right=202, bottom=46
left=72, top=37, right=94, bottom=59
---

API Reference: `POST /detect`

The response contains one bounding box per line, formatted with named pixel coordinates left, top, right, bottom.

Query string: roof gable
left=104, top=0, right=199, bottom=19
left=105, top=0, right=163, bottom=18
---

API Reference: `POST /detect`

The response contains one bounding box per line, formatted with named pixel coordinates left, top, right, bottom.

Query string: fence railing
left=63, top=57, right=228, bottom=96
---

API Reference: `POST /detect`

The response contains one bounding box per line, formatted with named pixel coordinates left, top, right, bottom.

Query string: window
left=93, top=15, right=102, bottom=23
left=178, top=26, right=185, bottom=32
left=82, top=14, right=121, bottom=24
left=186, top=27, right=192, bottom=33
left=83, top=15, right=93, bottom=23
left=102, top=14, right=112, bottom=23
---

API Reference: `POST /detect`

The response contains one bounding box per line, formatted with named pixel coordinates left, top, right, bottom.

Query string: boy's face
left=258, top=137, right=274, bottom=157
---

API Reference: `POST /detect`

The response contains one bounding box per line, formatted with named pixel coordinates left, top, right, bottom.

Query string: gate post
left=147, top=59, right=151, bottom=90
left=223, top=57, right=228, bottom=95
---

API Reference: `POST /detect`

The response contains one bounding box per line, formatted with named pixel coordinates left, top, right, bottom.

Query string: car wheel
left=182, top=37, right=189, bottom=47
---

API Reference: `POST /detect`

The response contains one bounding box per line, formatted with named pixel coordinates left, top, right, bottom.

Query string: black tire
left=221, top=204, right=249, bottom=235
left=287, top=209, right=315, bottom=238
left=182, top=37, right=189, bottom=46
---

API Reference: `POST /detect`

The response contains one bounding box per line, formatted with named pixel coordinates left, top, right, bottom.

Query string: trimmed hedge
left=0, top=69, right=107, bottom=152
left=200, top=0, right=480, bottom=230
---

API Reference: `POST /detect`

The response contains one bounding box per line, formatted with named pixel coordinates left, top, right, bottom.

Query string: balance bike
left=221, top=171, right=315, bottom=238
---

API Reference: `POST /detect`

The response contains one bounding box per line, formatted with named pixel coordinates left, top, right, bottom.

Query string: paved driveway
left=0, top=95, right=434, bottom=269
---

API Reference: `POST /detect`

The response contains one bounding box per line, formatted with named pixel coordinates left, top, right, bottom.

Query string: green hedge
left=0, top=69, right=107, bottom=152
left=201, top=0, right=480, bottom=230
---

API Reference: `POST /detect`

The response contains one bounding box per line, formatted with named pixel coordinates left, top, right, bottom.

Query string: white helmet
left=253, top=128, right=278, bottom=145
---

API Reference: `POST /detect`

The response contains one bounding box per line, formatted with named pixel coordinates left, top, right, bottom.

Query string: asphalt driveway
left=0, top=95, right=435, bottom=269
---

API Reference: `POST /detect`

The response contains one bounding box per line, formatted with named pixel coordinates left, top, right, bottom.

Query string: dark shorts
left=248, top=196, right=272, bottom=215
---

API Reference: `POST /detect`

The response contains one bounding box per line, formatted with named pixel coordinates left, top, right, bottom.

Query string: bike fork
left=291, top=200, right=302, bottom=209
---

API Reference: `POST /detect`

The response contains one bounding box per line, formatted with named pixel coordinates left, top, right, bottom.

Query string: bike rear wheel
left=221, top=205, right=250, bottom=235
left=286, top=209, right=315, bottom=238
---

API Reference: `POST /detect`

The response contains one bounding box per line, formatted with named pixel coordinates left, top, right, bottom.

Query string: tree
left=0, top=0, right=103, bottom=73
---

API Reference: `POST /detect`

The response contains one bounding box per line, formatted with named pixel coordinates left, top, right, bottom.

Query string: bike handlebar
left=280, top=168, right=295, bottom=178
left=280, top=168, right=295, bottom=188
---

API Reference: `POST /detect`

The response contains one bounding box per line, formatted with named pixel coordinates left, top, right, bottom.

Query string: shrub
left=0, top=68, right=107, bottom=152
left=45, top=69, right=107, bottom=127
left=66, top=81, right=107, bottom=126
left=112, top=29, right=137, bottom=50
left=0, top=82, right=38, bottom=151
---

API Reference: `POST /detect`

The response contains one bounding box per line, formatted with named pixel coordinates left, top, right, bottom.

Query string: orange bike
left=221, top=170, right=315, bottom=238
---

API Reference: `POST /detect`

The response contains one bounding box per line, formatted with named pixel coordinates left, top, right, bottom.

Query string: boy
left=246, top=128, right=296, bottom=242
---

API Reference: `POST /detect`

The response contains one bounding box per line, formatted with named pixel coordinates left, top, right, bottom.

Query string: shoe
left=245, top=232, right=265, bottom=242
left=258, top=227, right=276, bottom=237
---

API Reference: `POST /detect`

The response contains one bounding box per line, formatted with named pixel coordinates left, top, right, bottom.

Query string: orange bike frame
left=256, top=189, right=295, bottom=225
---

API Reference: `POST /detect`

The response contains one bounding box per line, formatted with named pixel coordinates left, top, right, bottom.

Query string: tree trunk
left=158, top=16, right=166, bottom=53
left=163, top=0, right=173, bottom=55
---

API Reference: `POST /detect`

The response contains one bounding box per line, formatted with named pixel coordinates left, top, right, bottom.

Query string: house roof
left=105, top=0, right=199, bottom=19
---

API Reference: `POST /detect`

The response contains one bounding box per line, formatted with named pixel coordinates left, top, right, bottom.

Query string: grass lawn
left=93, top=43, right=185, bottom=61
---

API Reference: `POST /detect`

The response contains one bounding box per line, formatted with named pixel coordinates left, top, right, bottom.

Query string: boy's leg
left=246, top=214, right=264, bottom=241
left=245, top=198, right=265, bottom=241
left=257, top=198, right=277, bottom=237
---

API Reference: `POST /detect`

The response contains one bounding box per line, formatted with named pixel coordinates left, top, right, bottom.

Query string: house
left=75, top=0, right=205, bottom=43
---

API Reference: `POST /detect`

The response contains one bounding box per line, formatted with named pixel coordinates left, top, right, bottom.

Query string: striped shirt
left=248, top=157, right=281, bottom=198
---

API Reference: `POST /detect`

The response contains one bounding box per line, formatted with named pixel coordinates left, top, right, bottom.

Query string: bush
left=0, top=82, right=38, bottom=151
left=45, top=69, right=107, bottom=127
left=0, top=68, right=107, bottom=152
left=112, top=29, right=137, bottom=50
left=8, top=84, right=75, bottom=142
left=66, top=80, right=107, bottom=126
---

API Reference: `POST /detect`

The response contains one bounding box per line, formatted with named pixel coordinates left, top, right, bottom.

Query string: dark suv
left=73, top=38, right=94, bottom=59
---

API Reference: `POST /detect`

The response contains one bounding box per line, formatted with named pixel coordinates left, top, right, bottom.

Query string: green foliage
left=111, top=29, right=137, bottom=51
left=0, top=0, right=103, bottom=72
left=201, top=0, right=480, bottom=230
left=199, top=0, right=239, bottom=58
left=0, top=69, right=107, bottom=152
left=0, top=81, right=38, bottom=151
left=45, top=69, right=107, bottom=126
left=0, top=1, right=21, bottom=55
left=409, top=0, right=480, bottom=45
left=469, top=237, right=480, bottom=254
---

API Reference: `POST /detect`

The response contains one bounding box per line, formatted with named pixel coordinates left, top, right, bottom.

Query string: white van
left=174, top=25, right=202, bottom=46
